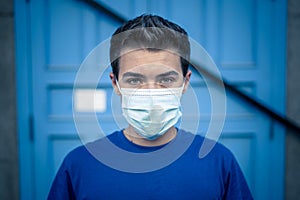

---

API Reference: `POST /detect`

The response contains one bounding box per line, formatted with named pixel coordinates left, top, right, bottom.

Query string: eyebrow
left=122, top=72, right=146, bottom=79
left=156, top=71, right=180, bottom=78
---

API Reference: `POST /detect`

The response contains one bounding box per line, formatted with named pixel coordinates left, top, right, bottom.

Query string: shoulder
left=179, top=129, right=236, bottom=163
left=63, top=130, right=122, bottom=167
left=61, top=144, right=90, bottom=170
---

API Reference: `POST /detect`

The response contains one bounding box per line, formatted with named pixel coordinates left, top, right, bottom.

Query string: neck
left=123, top=126, right=177, bottom=147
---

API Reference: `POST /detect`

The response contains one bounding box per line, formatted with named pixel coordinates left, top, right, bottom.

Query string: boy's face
left=110, top=49, right=191, bottom=92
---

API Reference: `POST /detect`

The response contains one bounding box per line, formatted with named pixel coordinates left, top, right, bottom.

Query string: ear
left=110, top=72, right=121, bottom=95
left=182, top=70, right=192, bottom=93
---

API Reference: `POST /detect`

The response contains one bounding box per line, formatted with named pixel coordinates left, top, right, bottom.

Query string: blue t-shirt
left=48, top=129, right=253, bottom=199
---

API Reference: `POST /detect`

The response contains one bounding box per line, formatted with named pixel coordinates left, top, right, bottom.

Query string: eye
left=159, top=77, right=175, bottom=85
left=126, top=78, right=143, bottom=85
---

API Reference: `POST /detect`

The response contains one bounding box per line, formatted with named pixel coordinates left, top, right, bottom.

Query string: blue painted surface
left=15, top=1, right=35, bottom=199
left=15, top=0, right=286, bottom=199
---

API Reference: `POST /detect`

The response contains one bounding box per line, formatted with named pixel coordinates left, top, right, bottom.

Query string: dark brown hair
left=110, top=14, right=190, bottom=80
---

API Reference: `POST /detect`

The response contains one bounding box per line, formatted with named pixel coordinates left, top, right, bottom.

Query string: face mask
left=117, top=83, right=184, bottom=140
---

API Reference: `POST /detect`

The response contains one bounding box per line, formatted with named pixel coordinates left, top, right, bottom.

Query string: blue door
left=15, top=0, right=286, bottom=199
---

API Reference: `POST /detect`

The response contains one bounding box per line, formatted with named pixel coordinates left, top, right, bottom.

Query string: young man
left=48, top=14, right=253, bottom=199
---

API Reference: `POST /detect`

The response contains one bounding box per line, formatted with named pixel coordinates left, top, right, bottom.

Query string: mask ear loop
left=115, top=80, right=123, bottom=95
left=180, top=78, right=186, bottom=93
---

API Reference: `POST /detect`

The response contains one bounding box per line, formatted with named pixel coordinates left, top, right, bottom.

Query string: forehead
left=118, top=50, right=182, bottom=75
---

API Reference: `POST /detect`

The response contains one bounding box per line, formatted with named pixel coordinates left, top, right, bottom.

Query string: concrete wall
left=0, top=0, right=19, bottom=199
left=286, top=0, right=300, bottom=199
left=0, top=0, right=299, bottom=199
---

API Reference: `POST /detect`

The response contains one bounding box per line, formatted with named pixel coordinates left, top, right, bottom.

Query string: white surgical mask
left=117, top=82, right=184, bottom=140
